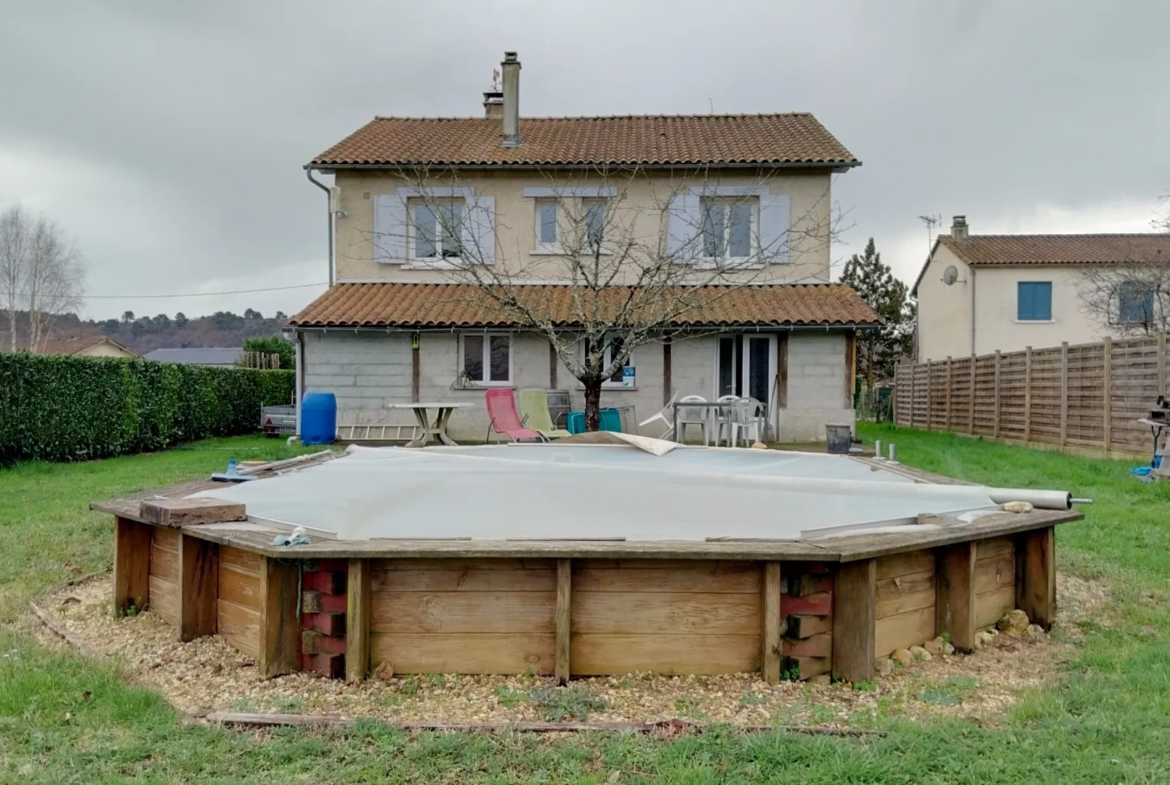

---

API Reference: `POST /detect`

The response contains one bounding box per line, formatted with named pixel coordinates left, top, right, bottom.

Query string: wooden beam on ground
left=140, top=498, right=246, bottom=527
left=346, top=558, right=371, bottom=683
left=762, top=562, right=782, bottom=684
left=935, top=542, right=976, bottom=651
left=1016, top=526, right=1055, bottom=629
left=555, top=559, right=571, bottom=685
left=258, top=556, right=301, bottom=678
left=113, top=517, right=151, bottom=616
left=178, top=534, right=218, bottom=641
left=831, top=559, right=876, bottom=684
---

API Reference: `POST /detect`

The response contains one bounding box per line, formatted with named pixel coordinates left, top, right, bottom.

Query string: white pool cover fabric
left=194, top=444, right=1003, bottom=542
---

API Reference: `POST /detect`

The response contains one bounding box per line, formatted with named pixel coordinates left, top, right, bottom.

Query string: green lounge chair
left=518, top=389, right=571, bottom=439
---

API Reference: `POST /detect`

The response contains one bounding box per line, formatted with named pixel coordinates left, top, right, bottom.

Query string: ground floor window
left=461, top=333, right=511, bottom=384
left=584, top=336, right=633, bottom=387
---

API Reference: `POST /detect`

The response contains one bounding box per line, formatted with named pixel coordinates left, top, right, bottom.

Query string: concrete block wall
left=780, top=331, right=854, bottom=442
left=301, top=329, right=852, bottom=443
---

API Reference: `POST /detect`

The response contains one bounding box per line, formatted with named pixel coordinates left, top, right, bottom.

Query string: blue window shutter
left=666, top=193, right=701, bottom=263
left=464, top=195, right=496, bottom=264
left=759, top=193, right=791, bottom=264
left=1037, top=282, right=1051, bottom=319
left=1017, top=283, right=1032, bottom=320
left=374, top=194, right=408, bottom=263
left=1018, top=282, right=1052, bottom=320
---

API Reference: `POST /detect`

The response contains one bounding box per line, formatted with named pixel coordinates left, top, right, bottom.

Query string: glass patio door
left=742, top=335, right=776, bottom=405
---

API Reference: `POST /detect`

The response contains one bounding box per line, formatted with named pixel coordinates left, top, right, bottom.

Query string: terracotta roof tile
left=290, top=283, right=879, bottom=329
left=311, top=114, right=858, bottom=168
left=37, top=336, right=135, bottom=356
left=939, top=234, right=1170, bottom=267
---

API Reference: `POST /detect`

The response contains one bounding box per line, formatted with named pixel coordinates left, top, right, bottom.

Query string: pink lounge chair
left=485, top=388, right=545, bottom=443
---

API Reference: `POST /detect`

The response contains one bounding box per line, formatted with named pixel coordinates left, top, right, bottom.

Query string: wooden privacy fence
left=894, top=335, right=1168, bottom=456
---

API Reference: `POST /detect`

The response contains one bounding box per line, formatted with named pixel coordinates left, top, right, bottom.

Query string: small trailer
left=260, top=405, right=296, bottom=438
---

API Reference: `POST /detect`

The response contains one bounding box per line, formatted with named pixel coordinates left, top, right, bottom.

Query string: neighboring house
left=290, top=52, right=878, bottom=442
left=143, top=348, right=243, bottom=366
left=38, top=336, right=138, bottom=358
left=914, top=216, right=1170, bottom=360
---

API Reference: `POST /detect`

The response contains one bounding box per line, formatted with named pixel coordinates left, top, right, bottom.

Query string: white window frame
left=411, top=198, right=465, bottom=264
left=582, top=335, right=635, bottom=389
left=534, top=198, right=561, bottom=254
left=699, top=196, right=758, bottom=266
left=459, top=332, right=513, bottom=386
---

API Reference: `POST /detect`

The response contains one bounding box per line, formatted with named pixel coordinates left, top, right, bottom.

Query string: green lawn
left=1, top=428, right=1168, bottom=783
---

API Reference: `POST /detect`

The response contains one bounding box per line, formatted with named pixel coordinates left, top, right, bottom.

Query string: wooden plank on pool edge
left=570, top=634, right=760, bottom=675
left=178, top=534, right=218, bottom=642
left=113, top=517, right=151, bottom=616
left=556, top=559, right=571, bottom=685
left=831, top=558, right=876, bottom=684
left=371, top=633, right=555, bottom=675
left=571, top=591, right=761, bottom=635
left=936, top=542, right=976, bottom=652
left=1016, top=526, right=1056, bottom=629
left=762, top=562, right=781, bottom=684
left=347, top=559, right=371, bottom=683
left=258, top=556, right=301, bottom=677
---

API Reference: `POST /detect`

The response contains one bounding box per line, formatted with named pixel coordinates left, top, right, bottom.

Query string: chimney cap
left=952, top=215, right=967, bottom=225
left=503, top=51, right=519, bottom=62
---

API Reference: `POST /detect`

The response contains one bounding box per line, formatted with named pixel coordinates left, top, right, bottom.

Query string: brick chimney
left=500, top=51, right=521, bottom=147
left=951, top=215, right=969, bottom=241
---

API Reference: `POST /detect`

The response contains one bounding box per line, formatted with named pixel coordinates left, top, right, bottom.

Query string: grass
left=0, top=427, right=1169, bottom=781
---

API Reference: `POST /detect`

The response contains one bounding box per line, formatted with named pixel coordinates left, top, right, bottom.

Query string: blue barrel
left=300, top=391, right=337, bottom=445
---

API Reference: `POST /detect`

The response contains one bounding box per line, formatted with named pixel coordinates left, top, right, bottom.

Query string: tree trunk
left=583, top=379, right=603, bottom=432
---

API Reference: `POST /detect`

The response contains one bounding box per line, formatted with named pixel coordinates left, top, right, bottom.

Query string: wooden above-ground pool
left=92, top=443, right=1081, bottom=685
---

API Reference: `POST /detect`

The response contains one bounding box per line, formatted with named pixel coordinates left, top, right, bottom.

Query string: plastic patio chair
left=518, top=389, right=571, bottom=440
left=729, top=398, right=764, bottom=447
left=714, top=394, right=740, bottom=446
left=676, top=395, right=711, bottom=445
left=484, top=389, right=545, bottom=443
left=638, top=391, right=678, bottom=440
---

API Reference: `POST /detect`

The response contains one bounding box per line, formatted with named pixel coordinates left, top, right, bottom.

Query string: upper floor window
left=461, top=333, right=511, bottom=385
left=701, top=198, right=755, bottom=260
left=413, top=200, right=463, bottom=260
left=583, top=198, right=606, bottom=250
left=536, top=199, right=559, bottom=251
left=1017, top=281, right=1052, bottom=321
left=1118, top=281, right=1155, bottom=324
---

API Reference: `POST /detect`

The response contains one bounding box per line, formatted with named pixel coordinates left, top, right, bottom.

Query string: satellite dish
left=942, top=265, right=959, bottom=286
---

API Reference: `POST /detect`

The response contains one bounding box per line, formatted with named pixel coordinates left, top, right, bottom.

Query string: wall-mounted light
left=411, top=332, right=421, bottom=349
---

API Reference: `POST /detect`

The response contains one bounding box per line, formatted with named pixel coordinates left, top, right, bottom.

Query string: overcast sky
left=2, top=0, right=1167, bottom=320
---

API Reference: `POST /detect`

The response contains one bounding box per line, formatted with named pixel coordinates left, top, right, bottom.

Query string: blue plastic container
left=566, top=409, right=622, bottom=434
left=300, top=391, right=337, bottom=445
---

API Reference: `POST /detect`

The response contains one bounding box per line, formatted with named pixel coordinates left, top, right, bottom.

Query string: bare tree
left=1078, top=258, right=1170, bottom=337
left=0, top=205, right=31, bottom=350
left=0, top=205, right=85, bottom=351
left=364, top=165, right=843, bottom=430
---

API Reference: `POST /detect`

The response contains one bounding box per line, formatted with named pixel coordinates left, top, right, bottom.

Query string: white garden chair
left=714, top=394, right=740, bottom=446
left=638, top=392, right=678, bottom=440
left=676, top=395, right=711, bottom=445
left=729, top=397, right=765, bottom=447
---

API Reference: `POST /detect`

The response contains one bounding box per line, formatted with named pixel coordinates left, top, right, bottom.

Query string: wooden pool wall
left=113, top=519, right=1055, bottom=684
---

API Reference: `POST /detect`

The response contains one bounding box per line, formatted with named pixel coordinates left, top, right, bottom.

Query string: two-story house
left=914, top=215, right=1170, bottom=360
left=289, top=52, right=878, bottom=442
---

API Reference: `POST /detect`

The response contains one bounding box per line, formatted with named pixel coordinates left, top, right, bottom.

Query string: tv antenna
left=491, top=69, right=500, bottom=91
left=917, top=214, right=941, bottom=252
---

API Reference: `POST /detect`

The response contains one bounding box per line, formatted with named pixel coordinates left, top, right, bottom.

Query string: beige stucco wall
left=917, top=247, right=1118, bottom=360
left=332, top=168, right=834, bottom=285
left=77, top=342, right=136, bottom=358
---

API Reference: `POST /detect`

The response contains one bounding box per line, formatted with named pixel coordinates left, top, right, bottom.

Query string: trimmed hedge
left=0, top=353, right=295, bottom=462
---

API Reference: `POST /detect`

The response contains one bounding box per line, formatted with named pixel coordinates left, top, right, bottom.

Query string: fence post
left=1159, top=334, right=1167, bottom=399
left=1060, top=342, right=1069, bottom=447
left=1024, top=347, right=1033, bottom=443
left=993, top=350, right=1001, bottom=439
left=1102, top=337, right=1112, bottom=453
left=926, top=360, right=933, bottom=431
left=945, top=357, right=953, bottom=431
left=968, top=355, right=976, bottom=434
